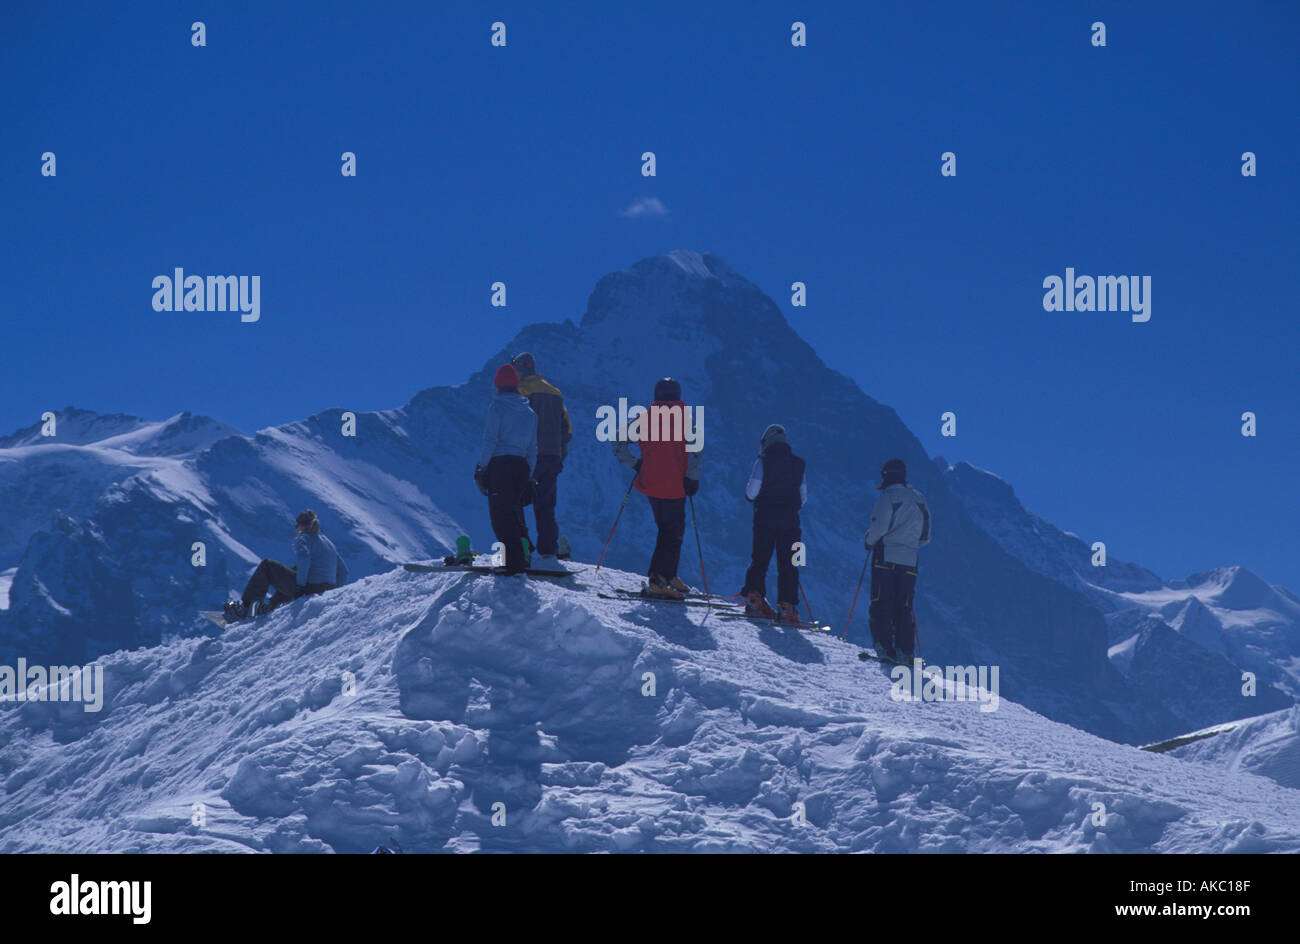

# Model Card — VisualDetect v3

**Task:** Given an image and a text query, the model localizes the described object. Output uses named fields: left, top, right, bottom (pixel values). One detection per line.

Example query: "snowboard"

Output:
left=199, top=610, right=230, bottom=629
left=403, top=562, right=577, bottom=577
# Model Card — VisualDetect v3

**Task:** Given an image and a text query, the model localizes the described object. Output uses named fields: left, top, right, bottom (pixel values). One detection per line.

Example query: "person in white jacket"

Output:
left=863, top=458, right=931, bottom=663
left=474, top=364, right=539, bottom=574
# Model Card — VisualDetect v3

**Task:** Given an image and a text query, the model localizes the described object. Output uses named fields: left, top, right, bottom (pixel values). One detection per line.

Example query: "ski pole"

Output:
left=595, top=477, right=636, bottom=573
left=689, top=496, right=710, bottom=606
left=798, top=580, right=818, bottom=624
left=843, top=551, right=870, bottom=641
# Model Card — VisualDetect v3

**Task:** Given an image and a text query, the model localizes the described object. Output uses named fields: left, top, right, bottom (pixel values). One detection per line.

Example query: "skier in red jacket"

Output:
left=612, top=377, right=702, bottom=599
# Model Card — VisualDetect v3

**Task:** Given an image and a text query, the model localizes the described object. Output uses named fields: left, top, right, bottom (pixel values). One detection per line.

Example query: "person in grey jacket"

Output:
left=864, top=458, right=931, bottom=663
left=474, top=363, right=539, bottom=574
left=226, top=509, right=348, bottom=621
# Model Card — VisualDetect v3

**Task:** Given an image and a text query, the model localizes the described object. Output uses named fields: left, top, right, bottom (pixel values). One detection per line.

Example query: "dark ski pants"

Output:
left=242, top=560, right=332, bottom=610
left=868, top=552, right=918, bottom=658
left=487, top=454, right=533, bottom=572
left=743, top=513, right=801, bottom=606
left=647, top=496, right=686, bottom=581
left=530, top=454, right=563, bottom=556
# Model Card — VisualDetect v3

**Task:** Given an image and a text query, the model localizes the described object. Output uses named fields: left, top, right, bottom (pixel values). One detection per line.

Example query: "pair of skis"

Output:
left=601, top=586, right=830, bottom=633
left=402, top=562, right=578, bottom=578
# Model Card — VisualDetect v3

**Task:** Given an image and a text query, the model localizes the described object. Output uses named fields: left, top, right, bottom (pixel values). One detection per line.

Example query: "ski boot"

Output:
left=644, top=574, right=685, bottom=600
left=444, top=535, right=474, bottom=565
left=556, top=536, right=572, bottom=560
left=532, top=553, right=567, bottom=574
left=223, top=600, right=261, bottom=622
left=776, top=602, right=801, bottom=625
left=744, top=591, right=775, bottom=619
left=669, top=576, right=691, bottom=594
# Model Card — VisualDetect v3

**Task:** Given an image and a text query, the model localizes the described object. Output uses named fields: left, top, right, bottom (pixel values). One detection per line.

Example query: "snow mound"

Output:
left=1168, top=707, right=1300, bottom=791
left=3, top=565, right=1298, bottom=854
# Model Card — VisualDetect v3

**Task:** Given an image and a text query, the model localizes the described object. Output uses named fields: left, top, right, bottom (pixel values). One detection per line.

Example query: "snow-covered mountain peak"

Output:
left=92, top=412, right=243, bottom=458
left=1183, top=566, right=1295, bottom=614
left=663, top=249, right=724, bottom=279
left=0, top=408, right=150, bottom=449
left=0, top=408, right=239, bottom=458
left=1166, top=595, right=1230, bottom=655
left=581, top=250, right=784, bottom=337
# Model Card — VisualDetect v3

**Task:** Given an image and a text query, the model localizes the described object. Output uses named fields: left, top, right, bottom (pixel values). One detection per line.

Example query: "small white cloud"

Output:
left=619, top=196, right=670, bottom=220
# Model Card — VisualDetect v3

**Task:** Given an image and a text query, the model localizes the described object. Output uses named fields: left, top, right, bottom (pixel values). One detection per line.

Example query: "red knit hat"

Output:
left=493, top=364, right=520, bottom=387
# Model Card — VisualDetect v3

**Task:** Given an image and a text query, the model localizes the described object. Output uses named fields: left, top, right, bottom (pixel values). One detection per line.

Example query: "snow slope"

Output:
left=1166, top=707, right=1300, bottom=791
left=1, top=564, right=1296, bottom=854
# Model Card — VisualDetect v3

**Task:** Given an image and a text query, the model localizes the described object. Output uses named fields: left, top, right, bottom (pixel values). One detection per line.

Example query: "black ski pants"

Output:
left=744, top=512, right=801, bottom=606
left=647, top=496, right=686, bottom=581
left=243, top=559, right=332, bottom=610
left=487, top=454, right=533, bottom=573
left=531, top=454, right=563, bottom=556
left=868, top=548, right=918, bottom=658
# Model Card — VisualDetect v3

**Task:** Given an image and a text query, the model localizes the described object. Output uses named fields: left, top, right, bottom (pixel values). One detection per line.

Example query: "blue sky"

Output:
left=2, top=1, right=1297, bottom=587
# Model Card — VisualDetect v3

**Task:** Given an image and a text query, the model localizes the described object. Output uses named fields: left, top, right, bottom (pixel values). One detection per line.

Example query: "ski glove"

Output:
left=473, top=465, right=489, bottom=496
left=683, top=476, right=700, bottom=497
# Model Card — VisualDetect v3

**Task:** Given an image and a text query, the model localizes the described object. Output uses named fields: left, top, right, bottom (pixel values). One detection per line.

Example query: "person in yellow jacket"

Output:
left=512, top=352, right=572, bottom=561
